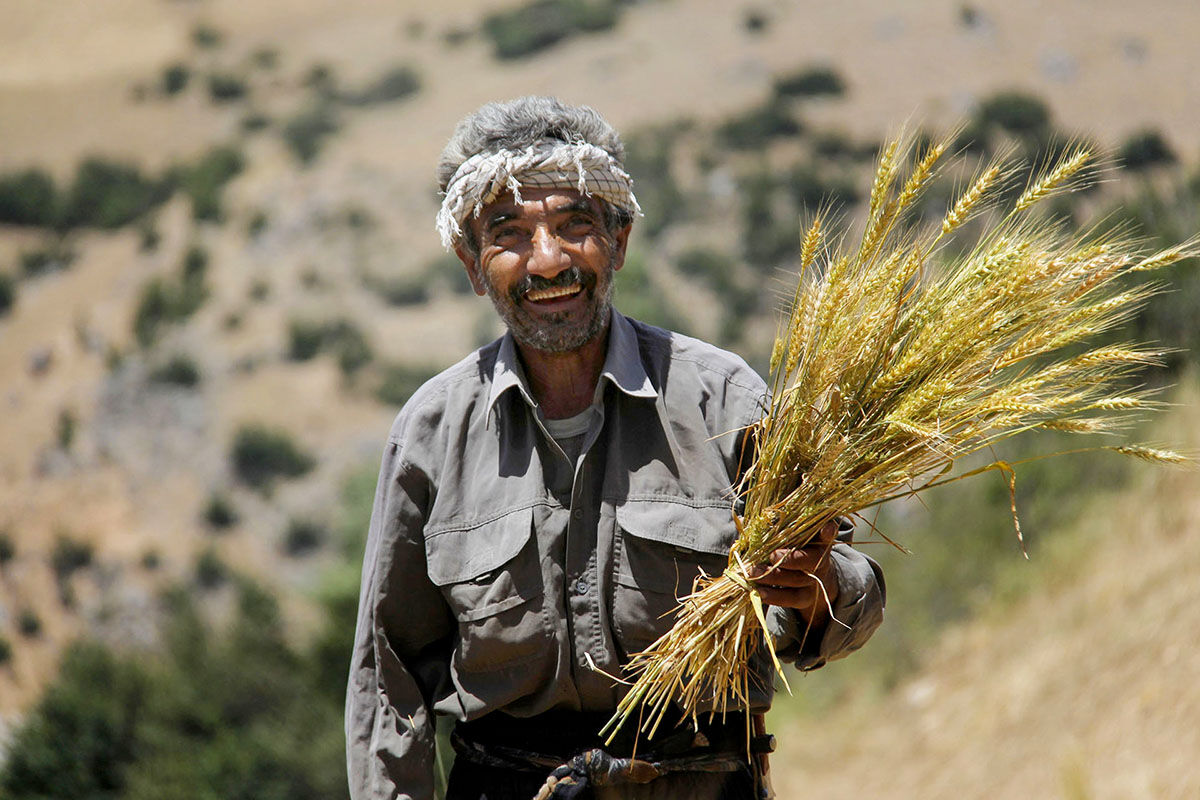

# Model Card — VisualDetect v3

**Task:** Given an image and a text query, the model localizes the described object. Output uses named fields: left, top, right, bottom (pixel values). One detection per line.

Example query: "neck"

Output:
left=518, top=327, right=609, bottom=420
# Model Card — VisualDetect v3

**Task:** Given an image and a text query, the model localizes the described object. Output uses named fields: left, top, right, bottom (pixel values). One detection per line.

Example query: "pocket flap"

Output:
left=615, top=501, right=736, bottom=557
left=424, top=506, right=534, bottom=586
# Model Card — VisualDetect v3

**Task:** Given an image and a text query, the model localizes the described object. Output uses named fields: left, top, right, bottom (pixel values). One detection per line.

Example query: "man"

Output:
left=347, top=96, right=885, bottom=800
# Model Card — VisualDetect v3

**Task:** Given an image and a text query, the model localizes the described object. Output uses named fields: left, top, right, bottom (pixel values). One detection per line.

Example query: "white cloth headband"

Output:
left=436, top=141, right=641, bottom=250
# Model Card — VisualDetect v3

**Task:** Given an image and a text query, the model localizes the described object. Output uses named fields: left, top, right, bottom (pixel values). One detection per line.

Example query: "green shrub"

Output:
left=369, top=274, right=429, bottom=306
left=623, top=125, right=687, bottom=238
left=138, top=222, right=161, bottom=252
left=614, top=252, right=685, bottom=332
left=192, top=23, right=223, bottom=48
left=132, top=247, right=209, bottom=347
left=717, top=99, right=801, bottom=150
left=342, top=66, right=421, bottom=106
left=482, top=0, right=620, bottom=59
left=182, top=244, right=208, bottom=282
left=977, top=90, right=1051, bottom=137
left=240, top=110, right=271, bottom=133
left=248, top=279, right=270, bottom=302
left=304, top=63, right=336, bottom=94
left=20, top=241, right=75, bottom=277
left=0, top=168, right=59, bottom=227
left=203, top=492, right=238, bottom=529
left=62, top=158, right=170, bottom=229
left=786, top=162, right=860, bottom=211
left=0, top=642, right=145, bottom=795
left=426, top=254, right=474, bottom=295
left=332, top=323, right=373, bottom=375
left=675, top=248, right=735, bottom=290
left=140, top=548, right=161, bottom=570
left=0, top=272, right=15, bottom=316
left=952, top=115, right=992, bottom=155
left=0, top=530, right=14, bottom=564
left=811, top=130, right=858, bottom=160
left=288, top=318, right=373, bottom=374
left=716, top=284, right=759, bottom=348
left=206, top=72, right=247, bottom=103
left=231, top=424, right=315, bottom=489
left=299, top=266, right=323, bottom=290
left=160, top=63, right=190, bottom=95
left=51, top=533, right=92, bottom=581
left=773, top=65, right=845, bottom=98
left=283, top=518, right=326, bottom=556
left=195, top=547, right=228, bottom=589
left=1119, top=130, right=1176, bottom=170
left=376, top=364, right=439, bottom=407
left=251, top=47, right=279, bottom=70
left=740, top=171, right=800, bottom=268
left=0, top=636, right=10, bottom=665
left=56, top=409, right=76, bottom=451
left=288, top=319, right=326, bottom=361
left=132, top=278, right=172, bottom=347
left=246, top=209, right=268, bottom=238
left=0, top=585, right=349, bottom=799
left=180, top=145, right=244, bottom=221
left=743, top=9, right=770, bottom=33
left=150, top=354, right=201, bottom=387
left=283, top=103, right=340, bottom=165
left=18, top=609, right=41, bottom=638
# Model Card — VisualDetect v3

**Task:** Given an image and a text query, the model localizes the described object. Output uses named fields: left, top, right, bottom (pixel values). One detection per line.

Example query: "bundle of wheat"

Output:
left=603, top=132, right=1195, bottom=743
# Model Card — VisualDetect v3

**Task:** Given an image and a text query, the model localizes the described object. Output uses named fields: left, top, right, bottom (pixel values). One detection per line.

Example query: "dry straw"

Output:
left=602, top=131, right=1196, bottom=744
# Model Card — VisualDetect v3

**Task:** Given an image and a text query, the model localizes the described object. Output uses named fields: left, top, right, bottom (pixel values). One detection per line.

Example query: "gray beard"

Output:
left=483, top=265, right=615, bottom=354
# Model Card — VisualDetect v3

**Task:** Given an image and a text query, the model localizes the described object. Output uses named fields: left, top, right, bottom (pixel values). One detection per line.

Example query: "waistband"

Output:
left=455, top=708, right=773, bottom=763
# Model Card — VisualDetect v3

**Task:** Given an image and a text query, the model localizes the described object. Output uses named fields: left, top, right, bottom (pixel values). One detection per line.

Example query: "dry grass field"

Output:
left=771, top=390, right=1200, bottom=798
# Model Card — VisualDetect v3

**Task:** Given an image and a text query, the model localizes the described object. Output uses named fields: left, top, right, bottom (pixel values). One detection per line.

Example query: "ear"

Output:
left=454, top=243, right=488, bottom=296
left=608, top=223, right=633, bottom=272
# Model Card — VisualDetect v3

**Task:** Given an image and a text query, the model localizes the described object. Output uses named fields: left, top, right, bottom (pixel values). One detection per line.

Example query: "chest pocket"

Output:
left=425, top=506, right=551, bottom=671
left=611, top=501, right=736, bottom=657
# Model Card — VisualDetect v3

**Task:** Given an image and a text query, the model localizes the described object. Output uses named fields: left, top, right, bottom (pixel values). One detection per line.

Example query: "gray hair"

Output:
left=437, top=96, right=635, bottom=250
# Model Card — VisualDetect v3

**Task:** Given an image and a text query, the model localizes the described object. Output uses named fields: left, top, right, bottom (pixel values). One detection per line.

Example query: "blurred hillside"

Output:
left=1, top=0, right=1199, bottom=796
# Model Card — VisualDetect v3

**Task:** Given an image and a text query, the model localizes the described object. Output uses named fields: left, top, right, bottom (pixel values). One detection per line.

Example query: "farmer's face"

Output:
left=456, top=187, right=630, bottom=353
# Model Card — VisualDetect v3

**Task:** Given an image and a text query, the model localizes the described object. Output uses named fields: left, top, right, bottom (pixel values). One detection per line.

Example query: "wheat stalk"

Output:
left=601, top=132, right=1197, bottom=744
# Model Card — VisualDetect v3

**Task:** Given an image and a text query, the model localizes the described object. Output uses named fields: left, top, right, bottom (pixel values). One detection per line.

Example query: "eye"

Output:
left=563, top=214, right=599, bottom=235
left=489, top=224, right=526, bottom=244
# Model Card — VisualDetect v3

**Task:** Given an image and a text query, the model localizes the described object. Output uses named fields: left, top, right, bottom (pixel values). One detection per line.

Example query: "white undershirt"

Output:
left=543, top=405, right=600, bottom=465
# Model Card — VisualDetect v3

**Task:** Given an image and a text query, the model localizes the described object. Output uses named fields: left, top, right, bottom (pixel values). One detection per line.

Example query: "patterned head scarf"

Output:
left=435, top=141, right=641, bottom=250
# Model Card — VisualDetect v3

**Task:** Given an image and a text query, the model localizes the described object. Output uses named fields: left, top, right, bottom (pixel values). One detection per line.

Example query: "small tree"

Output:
left=231, top=424, right=315, bottom=490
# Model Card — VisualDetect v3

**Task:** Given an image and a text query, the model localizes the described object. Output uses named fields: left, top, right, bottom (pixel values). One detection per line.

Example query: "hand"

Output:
left=745, top=518, right=841, bottom=629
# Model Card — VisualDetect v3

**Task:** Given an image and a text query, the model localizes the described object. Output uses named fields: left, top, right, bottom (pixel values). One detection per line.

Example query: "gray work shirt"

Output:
left=346, top=310, right=885, bottom=800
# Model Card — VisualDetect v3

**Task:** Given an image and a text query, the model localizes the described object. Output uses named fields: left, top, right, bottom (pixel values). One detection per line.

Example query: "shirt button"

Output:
left=573, top=578, right=589, bottom=595
left=572, top=508, right=583, bottom=520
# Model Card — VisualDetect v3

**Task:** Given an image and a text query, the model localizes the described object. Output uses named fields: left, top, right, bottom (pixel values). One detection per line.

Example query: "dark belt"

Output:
left=451, top=710, right=775, bottom=800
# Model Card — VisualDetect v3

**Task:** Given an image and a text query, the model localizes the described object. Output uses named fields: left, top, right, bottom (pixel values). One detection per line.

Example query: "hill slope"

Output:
left=771, top=388, right=1200, bottom=799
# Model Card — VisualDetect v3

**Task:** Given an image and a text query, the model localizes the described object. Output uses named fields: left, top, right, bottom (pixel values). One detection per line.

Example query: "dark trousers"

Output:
left=445, top=759, right=756, bottom=800
left=445, top=711, right=760, bottom=800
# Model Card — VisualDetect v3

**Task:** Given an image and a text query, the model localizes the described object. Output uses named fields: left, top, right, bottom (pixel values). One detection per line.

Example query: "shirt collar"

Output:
left=485, top=309, right=658, bottom=421
left=599, top=310, right=658, bottom=400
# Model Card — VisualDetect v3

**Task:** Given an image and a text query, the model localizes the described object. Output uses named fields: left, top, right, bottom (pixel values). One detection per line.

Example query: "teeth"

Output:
left=526, top=283, right=581, bottom=301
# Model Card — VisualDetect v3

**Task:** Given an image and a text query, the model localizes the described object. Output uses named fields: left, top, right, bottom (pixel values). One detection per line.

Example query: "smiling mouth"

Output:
left=525, top=283, right=582, bottom=302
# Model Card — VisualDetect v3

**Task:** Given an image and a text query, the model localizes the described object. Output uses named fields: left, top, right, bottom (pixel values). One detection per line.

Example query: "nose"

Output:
left=527, top=224, right=571, bottom=278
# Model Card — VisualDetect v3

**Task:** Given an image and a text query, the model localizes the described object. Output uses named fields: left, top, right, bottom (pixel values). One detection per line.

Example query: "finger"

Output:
left=815, top=517, right=840, bottom=545
left=753, top=567, right=819, bottom=588
left=755, top=584, right=818, bottom=609
left=768, top=547, right=833, bottom=572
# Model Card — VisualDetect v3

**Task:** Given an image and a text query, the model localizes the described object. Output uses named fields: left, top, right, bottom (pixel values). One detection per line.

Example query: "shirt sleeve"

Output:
left=767, top=519, right=887, bottom=670
left=346, top=436, right=453, bottom=800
